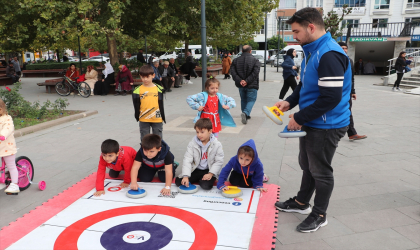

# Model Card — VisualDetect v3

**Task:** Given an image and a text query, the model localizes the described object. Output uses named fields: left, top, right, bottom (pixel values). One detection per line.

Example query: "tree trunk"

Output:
left=185, top=39, right=189, bottom=58
left=56, top=49, right=60, bottom=62
left=106, top=32, right=118, bottom=66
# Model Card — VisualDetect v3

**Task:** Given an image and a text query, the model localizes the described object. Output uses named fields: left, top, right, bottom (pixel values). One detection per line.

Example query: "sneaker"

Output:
left=241, top=112, right=248, bottom=124
left=122, top=91, right=127, bottom=96
left=5, top=183, right=20, bottom=194
left=166, top=89, right=172, bottom=92
left=392, top=88, right=396, bottom=92
left=263, top=174, right=269, bottom=183
left=275, top=197, right=312, bottom=214
left=188, top=80, right=193, bottom=84
left=397, top=87, right=401, bottom=91
left=349, top=134, right=367, bottom=141
left=296, top=213, right=328, bottom=233
left=114, top=92, right=120, bottom=96
left=246, top=115, right=251, bottom=120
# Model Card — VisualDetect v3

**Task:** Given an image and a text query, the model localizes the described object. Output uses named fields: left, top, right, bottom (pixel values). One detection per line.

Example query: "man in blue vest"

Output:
left=273, top=8, right=351, bottom=233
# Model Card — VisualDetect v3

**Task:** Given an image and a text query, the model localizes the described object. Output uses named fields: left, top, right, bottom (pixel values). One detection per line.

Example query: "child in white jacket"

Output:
left=175, top=118, right=224, bottom=190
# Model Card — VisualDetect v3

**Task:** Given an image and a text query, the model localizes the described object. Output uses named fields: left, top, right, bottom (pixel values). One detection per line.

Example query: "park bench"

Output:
left=23, top=69, right=64, bottom=78
left=0, top=76, right=13, bottom=86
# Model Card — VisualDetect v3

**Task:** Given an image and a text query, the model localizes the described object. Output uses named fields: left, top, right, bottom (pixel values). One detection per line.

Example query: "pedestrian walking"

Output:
left=393, top=51, right=407, bottom=92
left=354, top=58, right=364, bottom=75
left=222, top=53, right=232, bottom=79
left=273, top=7, right=352, bottom=233
left=338, top=42, right=367, bottom=141
left=231, top=45, right=261, bottom=125
left=279, top=48, right=299, bottom=101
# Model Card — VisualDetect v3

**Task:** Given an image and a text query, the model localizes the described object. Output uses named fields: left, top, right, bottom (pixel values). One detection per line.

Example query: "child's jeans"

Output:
left=137, top=165, right=175, bottom=182
left=4, top=155, right=18, bottom=183
left=229, top=170, right=253, bottom=188
left=139, top=122, right=163, bottom=141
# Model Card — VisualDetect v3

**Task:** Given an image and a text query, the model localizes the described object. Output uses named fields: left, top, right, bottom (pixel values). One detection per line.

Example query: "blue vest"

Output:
left=300, top=32, right=351, bottom=129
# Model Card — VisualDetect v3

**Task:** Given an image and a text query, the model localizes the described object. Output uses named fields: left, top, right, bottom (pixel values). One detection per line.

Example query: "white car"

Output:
left=253, top=55, right=266, bottom=66
left=83, top=56, right=109, bottom=62
left=67, top=56, right=80, bottom=62
left=159, top=52, right=177, bottom=60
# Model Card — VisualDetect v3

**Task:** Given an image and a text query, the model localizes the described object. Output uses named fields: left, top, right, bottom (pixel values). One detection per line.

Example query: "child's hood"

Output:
left=233, top=139, right=260, bottom=172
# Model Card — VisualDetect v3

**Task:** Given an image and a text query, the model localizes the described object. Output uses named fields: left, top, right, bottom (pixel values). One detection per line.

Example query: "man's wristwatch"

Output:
left=165, top=186, right=171, bottom=190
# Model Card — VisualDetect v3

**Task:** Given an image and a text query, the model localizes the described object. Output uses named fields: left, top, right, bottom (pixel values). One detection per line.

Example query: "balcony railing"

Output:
left=345, top=22, right=419, bottom=40
left=406, top=2, right=420, bottom=8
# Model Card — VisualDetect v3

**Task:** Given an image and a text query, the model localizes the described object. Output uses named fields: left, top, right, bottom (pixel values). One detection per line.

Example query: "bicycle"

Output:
left=55, top=71, right=91, bottom=98
left=0, top=155, right=46, bottom=195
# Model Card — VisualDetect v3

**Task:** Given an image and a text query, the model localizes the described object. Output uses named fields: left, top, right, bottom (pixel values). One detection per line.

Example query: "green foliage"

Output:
left=26, top=61, right=99, bottom=70
left=321, top=5, right=352, bottom=40
left=0, top=82, right=69, bottom=119
left=267, top=36, right=287, bottom=50
left=244, top=40, right=259, bottom=50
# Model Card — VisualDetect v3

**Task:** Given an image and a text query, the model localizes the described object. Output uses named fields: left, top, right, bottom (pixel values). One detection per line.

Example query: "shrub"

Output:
left=0, top=82, right=69, bottom=119
left=26, top=61, right=100, bottom=70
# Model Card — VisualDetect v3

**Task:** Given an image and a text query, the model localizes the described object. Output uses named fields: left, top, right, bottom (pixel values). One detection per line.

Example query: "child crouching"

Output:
left=175, top=118, right=224, bottom=190
left=217, top=139, right=267, bottom=192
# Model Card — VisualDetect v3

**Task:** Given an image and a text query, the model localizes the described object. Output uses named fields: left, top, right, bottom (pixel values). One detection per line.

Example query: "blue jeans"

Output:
left=238, top=88, right=258, bottom=116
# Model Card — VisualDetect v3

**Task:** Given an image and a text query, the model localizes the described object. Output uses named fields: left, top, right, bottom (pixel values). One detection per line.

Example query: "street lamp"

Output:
left=276, top=10, right=285, bottom=72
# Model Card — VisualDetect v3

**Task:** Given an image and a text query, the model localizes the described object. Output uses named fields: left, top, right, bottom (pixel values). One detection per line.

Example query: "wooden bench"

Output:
left=195, top=66, right=223, bottom=77
left=23, top=69, right=64, bottom=77
left=37, top=78, right=144, bottom=94
left=0, top=77, right=13, bottom=86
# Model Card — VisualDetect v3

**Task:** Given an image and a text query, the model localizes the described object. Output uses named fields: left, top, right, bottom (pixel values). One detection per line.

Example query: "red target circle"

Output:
left=107, top=186, right=121, bottom=192
left=54, top=205, right=218, bottom=250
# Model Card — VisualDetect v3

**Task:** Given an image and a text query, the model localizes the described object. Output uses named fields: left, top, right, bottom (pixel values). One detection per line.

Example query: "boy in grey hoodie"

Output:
left=175, top=118, right=224, bottom=190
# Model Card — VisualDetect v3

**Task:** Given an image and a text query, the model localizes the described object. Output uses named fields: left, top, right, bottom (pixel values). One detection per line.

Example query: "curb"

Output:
left=14, top=110, right=98, bottom=138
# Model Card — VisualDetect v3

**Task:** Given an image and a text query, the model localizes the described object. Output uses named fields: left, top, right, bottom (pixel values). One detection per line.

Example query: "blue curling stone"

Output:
left=126, top=188, right=147, bottom=199
left=178, top=183, right=199, bottom=194
left=278, top=125, right=307, bottom=138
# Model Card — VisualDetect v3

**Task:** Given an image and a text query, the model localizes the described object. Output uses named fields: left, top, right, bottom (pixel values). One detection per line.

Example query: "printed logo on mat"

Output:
left=232, top=202, right=242, bottom=206
left=107, top=186, right=122, bottom=192
left=123, top=230, right=151, bottom=243
left=234, top=198, right=243, bottom=201
left=158, top=192, right=178, bottom=198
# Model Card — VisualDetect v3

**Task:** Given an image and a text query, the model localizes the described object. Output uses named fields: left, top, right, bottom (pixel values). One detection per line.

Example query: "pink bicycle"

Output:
left=0, top=156, right=46, bottom=195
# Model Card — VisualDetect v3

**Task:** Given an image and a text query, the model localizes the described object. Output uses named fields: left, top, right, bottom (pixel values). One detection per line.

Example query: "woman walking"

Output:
left=393, top=51, right=407, bottom=92
left=279, top=49, right=299, bottom=101
left=222, top=53, right=232, bottom=79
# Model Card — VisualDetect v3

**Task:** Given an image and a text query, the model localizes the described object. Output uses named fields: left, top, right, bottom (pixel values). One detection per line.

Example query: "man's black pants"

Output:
left=296, top=125, right=347, bottom=215
left=161, top=76, right=173, bottom=91
left=347, top=99, right=357, bottom=137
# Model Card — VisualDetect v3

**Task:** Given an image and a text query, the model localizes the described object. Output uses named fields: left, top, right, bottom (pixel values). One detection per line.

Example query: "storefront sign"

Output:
left=333, top=7, right=366, bottom=16
left=282, top=35, right=296, bottom=42
left=349, top=37, right=387, bottom=42
left=412, top=35, right=420, bottom=41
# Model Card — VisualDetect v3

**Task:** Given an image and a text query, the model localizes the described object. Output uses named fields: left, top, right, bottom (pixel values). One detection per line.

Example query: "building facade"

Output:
left=276, top=0, right=420, bottom=74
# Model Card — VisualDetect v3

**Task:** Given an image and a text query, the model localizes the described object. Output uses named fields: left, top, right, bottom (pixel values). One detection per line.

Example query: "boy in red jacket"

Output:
left=94, top=139, right=137, bottom=197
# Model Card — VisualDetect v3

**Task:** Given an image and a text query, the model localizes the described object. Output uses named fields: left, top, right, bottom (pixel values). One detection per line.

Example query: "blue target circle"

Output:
left=127, top=189, right=146, bottom=195
left=179, top=183, right=197, bottom=191
left=100, top=222, right=172, bottom=250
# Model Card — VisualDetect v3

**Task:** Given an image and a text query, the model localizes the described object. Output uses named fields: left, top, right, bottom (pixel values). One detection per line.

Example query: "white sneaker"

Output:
left=5, top=183, right=20, bottom=193
left=188, top=80, right=193, bottom=84
left=279, top=99, right=283, bottom=102
left=392, top=88, right=396, bottom=92
left=397, top=88, right=401, bottom=92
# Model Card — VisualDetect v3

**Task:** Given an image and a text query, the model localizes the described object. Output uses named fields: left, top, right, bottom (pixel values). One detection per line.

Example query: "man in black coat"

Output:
left=137, top=49, right=146, bottom=63
left=231, top=45, right=261, bottom=124
left=338, top=42, right=367, bottom=141
left=169, top=58, right=182, bottom=88
left=158, top=61, right=175, bottom=92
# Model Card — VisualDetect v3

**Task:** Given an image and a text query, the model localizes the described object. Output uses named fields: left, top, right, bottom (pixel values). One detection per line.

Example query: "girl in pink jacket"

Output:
left=0, top=99, right=19, bottom=194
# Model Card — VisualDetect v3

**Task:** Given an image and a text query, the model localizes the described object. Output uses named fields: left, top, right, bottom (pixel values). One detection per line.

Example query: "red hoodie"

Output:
left=96, top=146, right=137, bottom=191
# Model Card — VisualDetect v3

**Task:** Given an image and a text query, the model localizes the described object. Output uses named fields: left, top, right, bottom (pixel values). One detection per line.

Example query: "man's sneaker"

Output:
left=392, top=87, right=396, bottom=92
left=275, top=197, right=312, bottom=214
left=241, top=112, right=248, bottom=124
left=397, top=87, right=401, bottom=91
left=296, top=213, right=328, bottom=233
left=246, top=115, right=251, bottom=120
left=349, top=134, right=367, bottom=141
left=5, top=183, right=20, bottom=194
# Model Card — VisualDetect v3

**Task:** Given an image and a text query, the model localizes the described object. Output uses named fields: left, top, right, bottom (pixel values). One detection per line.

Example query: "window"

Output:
left=374, top=0, right=390, bottom=9
left=279, top=17, right=292, bottom=30
left=372, top=18, right=388, bottom=28
left=307, top=0, right=323, bottom=7
left=342, top=19, right=359, bottom=28
left=407, top=0, right=420, bottom=8
left=335, top=0, right=366, bottom=7
left=255, top=25, right=265, bottom=35
left=406, top=17, right=420, bottom=26
left=279, top=0, right=297, bottom=9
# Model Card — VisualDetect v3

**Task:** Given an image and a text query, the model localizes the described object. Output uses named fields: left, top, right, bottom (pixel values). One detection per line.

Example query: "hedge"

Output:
left=26, top=61, right=100, bottom=70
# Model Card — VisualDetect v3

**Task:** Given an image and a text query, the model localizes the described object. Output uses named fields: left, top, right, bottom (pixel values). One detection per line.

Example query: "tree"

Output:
left=244, top=40, right=259, bottom=50
left=267, top=36, right=287, bottom=50
left=321, top=5, right=352, bottom=40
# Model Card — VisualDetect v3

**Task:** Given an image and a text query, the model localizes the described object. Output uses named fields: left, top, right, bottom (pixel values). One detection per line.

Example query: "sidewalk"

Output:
left=1, top=68, right=419, bottom=249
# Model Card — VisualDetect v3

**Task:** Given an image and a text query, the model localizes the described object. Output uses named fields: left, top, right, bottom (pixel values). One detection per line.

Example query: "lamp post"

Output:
left=78, top=35, right=82, bottom=75
left=201, top=0, right=207, bottom=91
left=264, top=13, right=268, bottom=81
left=276, top=10, right=285, bottom=72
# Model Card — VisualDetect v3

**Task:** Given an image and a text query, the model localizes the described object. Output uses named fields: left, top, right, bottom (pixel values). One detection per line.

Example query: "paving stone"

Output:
left=345, top=193, right=419, bottom=212
left=324, top=228, right=419, bottom=250
left=399, top=190, right=420, bottom=203
left=393, top=224, right=420, bottom=246
left=354, top=180, right=420, bottom=196
left=397, top=205, right=420, bottom=222
left=275, top=239, right=333, bottom=250
left=335, top=209, right=418, bottom=232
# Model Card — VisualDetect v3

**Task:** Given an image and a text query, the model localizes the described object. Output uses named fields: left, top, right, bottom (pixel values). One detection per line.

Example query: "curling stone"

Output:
left=178, top=182, right=199, bottom=194
left=263, top=106, right=284, bottom=125
left=221, top=186, right=243, bottom=198
left=278, top=125, right=307, bottom=138
left=126, top=188, right=147, bottom=199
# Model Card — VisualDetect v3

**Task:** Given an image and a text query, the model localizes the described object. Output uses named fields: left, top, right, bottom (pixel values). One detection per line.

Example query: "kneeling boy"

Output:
left=130, top=134, right=175, bottom=195
left=94, top=139, right=137, bottom=197
left=175, top=118, right=224, bottom=190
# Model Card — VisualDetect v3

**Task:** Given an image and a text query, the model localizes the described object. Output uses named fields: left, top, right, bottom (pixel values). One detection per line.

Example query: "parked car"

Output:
left=253, top=55, right=265, bottom=66
left=159, top=52, right=177, bottom=60
left=273, top=51, right=304, bottom=68
left=82, top=56, right=110, bottom=62
left=67, top=56, right=80, bottom=62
